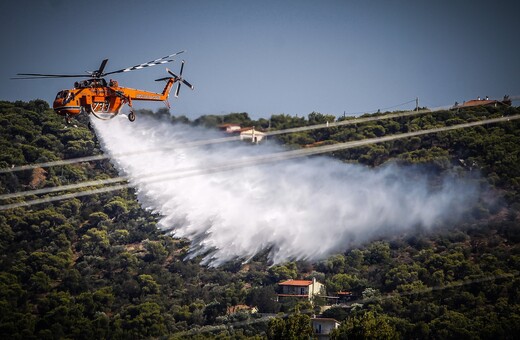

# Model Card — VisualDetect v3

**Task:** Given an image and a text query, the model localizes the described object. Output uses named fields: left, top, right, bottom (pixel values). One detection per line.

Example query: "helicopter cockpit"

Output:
left=55, top=90, right=69, bottom=99
left=55, top=90, right=75, bottom=104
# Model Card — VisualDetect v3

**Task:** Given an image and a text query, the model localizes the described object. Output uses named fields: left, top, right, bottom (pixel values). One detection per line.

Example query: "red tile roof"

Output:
left=279, top=279, right=313, bottom=286
left=459, top=99, right=497, bottom=108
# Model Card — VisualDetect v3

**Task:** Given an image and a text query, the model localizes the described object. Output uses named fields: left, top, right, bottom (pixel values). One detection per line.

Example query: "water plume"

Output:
left=92, top=114, right=478, bottom=266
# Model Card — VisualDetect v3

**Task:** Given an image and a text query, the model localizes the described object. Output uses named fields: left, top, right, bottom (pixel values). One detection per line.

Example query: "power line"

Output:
left=2, top=114, right=519, bottom=211
left=0, top=104, right=449, bottom=174
left=264, top=106, right=447, bottom=136
left=0, top=135, right=241, bottom=174
left=0, top=108, right=476, bottom=201
left=346, top=98, right=418, bottom=115
left=173, top=272, right=517, bottom=337
left=3, top=96, right=519, bottom=175
left=0, top=176, right=127, bottom=200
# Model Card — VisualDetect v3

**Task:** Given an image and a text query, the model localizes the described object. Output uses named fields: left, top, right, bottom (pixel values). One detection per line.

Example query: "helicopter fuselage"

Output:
left=53, top=77, right=176, bottom=118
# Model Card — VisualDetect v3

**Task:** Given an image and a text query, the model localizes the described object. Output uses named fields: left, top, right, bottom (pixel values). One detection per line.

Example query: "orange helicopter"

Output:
left=13, top=50, right=193, bottom=123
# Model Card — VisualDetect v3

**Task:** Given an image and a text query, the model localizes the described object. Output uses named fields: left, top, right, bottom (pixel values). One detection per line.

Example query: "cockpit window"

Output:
left=55, top=90, right=69, bottom=99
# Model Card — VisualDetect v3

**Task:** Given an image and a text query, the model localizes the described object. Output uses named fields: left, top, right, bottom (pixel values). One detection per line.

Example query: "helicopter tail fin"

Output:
left=157, top=77, right=176, bottom=100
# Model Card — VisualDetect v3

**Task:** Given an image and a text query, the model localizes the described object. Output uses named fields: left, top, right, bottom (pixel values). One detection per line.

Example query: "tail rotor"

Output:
left=167, top=60, right=194, bottom=98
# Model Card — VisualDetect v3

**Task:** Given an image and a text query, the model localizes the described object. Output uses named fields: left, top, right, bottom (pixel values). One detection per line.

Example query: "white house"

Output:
left=239, top=127, right=266, bottom=144
left=311, top=318, right=340, bottom=339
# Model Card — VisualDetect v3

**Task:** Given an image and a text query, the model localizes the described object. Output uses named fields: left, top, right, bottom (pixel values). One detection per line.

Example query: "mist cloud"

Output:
left=93, top=115, right=478, bottom=266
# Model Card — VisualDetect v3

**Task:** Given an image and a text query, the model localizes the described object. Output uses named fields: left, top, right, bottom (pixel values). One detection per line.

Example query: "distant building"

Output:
left=453, top=95, right=511, bottom=109
left=336, top=291, right=355, bottom=303
left=239, top=127, right=266, bottom=144
left=311, top=317, right=340, bottom=340
left=218, top=123, right=242, bottom=133
left=217, top=124, right=266, bottom=144
left=277, top=278, right=324, bottom=301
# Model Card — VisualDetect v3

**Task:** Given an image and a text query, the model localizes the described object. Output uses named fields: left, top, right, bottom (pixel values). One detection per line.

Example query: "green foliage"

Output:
left=308, top=111, right=336, bottom=125
left=246, top=286, right=280, bottom=313
left=193, top=112, right=252, bottom=128
left=117, top=302, right=167, bottom=338
left=330, top=311, right=398, bottom=339
left=270, top=114, right=306, bottom=130
left=267, top=313, right=313, bottom=340
left=268, top=262, right=298, bottom=283
left=1, top=101, right=520, bottom=338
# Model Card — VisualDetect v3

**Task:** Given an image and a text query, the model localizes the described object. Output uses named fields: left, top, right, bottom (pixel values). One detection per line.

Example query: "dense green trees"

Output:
left=246, top=286, right=280, bottom=313
left=1, top=101, right=520, bottom=338
left=267, top=313, right=313, bottom=340
left=330, top=310, right=398, bottom=339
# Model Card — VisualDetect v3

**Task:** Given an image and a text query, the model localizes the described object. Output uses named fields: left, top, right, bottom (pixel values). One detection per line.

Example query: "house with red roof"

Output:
left=218, top=123, right=242, bottom=133
left=277, top=278, right=324, bottom=301
left=218, top=124, right=266, bottom=143
left=453, top=95, right=511, bottom=109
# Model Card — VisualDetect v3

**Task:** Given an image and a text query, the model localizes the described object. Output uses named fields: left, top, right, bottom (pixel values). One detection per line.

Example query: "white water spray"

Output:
left=93, top=114, right=478, bottom=266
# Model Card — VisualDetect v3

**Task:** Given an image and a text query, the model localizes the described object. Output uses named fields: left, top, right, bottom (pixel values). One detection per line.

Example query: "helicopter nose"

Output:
left=53, top=98, right=66, bottom=113
left=53, top=98, right=64, bottom=107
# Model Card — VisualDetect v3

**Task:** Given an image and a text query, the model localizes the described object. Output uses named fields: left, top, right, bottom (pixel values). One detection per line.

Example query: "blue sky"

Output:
left=1, top=0, right=518, bottom=119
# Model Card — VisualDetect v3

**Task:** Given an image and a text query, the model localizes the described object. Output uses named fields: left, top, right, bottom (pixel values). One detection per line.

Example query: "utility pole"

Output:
left=416, top=97, right=419, bottom=111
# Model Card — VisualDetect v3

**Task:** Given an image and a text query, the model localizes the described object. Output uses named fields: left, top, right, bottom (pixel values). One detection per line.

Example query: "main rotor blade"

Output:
left=12, top=73, right=93, bottom=79
left=103, top=50, right=185, bottom=76
left=13, top=51, right=186, bottom=80
left=96, top=59, right=109, bottom=76
left=175, top=83, right=181, bottom=98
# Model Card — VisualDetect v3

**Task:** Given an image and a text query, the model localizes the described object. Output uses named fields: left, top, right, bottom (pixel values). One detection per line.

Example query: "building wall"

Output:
left=312, top=319, right=339, bottom=335
left=310, top=280, right=324, bottom=296
left=240, top=130, right=265, bottom=143
left=281, top=285, right=309, bottom=295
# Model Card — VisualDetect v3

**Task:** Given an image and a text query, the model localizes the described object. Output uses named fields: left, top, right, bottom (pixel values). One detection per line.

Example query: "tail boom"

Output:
left=124, top=78, right=176, bottom=102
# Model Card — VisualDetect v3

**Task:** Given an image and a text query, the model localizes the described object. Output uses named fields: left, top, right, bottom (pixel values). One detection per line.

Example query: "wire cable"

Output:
left=0, top=104, right=452, bottom=174
left=2, top=113, right=519, bottom=210
left=346, top=98, right=418, bottom=115
left=173, top=271, right=517, bottom=337
left=3, top=95, right=519, bottom=175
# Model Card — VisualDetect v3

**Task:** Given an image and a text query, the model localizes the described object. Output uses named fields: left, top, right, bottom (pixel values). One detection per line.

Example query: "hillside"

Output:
left=1, top=100, right=519, bottom=339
